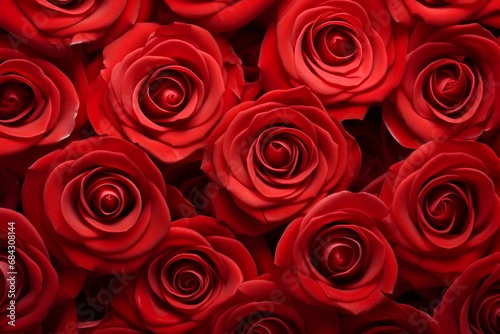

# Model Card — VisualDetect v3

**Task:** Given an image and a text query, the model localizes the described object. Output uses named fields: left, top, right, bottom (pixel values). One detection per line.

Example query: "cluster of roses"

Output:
left=1, top=0, right=500, bottom=333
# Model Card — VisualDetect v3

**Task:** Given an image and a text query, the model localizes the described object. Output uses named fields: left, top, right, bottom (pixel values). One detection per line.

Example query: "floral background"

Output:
left=0, top=0, right=500, bottom=333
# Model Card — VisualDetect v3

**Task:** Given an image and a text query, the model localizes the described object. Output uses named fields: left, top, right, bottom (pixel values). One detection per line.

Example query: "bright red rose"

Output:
left=112, top=216, right=258, bottom=333
left=340, top=298, right=441, bottom=333
left=387, top=0, right=500, bottom=27
left=380, top=140, right=500, bottom=291
left=200, top=276, right=340, bottom=334
left=434, top=253, right=500, bottom=333
left=0, top=209, right=58, bottom=333
left=383, top=24, right=500, bottom=148
left=22, top=136, right=171, bottom=274
left=0, top=0, right=153, bottom=56
left=259, top=0, right=408, bottom=120
left=161, top=0, right=275, bottom=32
left=0, top=35, right=80, bottom=157
left=88, top=22, right=244, bottom=164
left=274, top=191, right=398, bottom=314
left=201, top=87, right=361, bottom=236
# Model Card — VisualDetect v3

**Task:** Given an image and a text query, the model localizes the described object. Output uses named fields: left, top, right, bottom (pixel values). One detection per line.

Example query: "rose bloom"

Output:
left=259, top=0, right=408, bottom=119
left=22, top=136, right=171, bottom=274
left=199, top=276, right=340, bottom=334
left=112, top=216, right=258, bottom=333
left=0, top=34, right=80, bottom=157
left=161, top=0, right=275, bottom=32
left=379, top=140, right=500, bottom=291
left=340, top=298, right=442, bottom=333
left=201, top=87, right=361, bottom=236
left=383, top=24, right=500, bottom=148
left=434, top=253, right=500, bottom=333
left=387, top=0, right=500, bottom=27
left=274, top=191, right=398, bottom=314
left=0, top=0, right=153, bottom=56
left=0, top=209, right=58, bottom=333
left=88, top=22, right=244, bottom=164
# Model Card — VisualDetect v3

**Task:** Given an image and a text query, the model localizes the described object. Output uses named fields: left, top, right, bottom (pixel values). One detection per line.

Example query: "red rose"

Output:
left=0, top=35, right=79, bottom=157
left=201, top=276, right=340, bottom=334
left=0, top=0, right=153, bottom=56
left=259, top=0, right=408, bottom=119
left=383, top=24, right=500, bottom=148
left=274, top=191, right=398, bottom=314
left=434, top=253, right=500, bottom=333
left=112, top=216, right=258, bottom=333
left=201, top=87, right=361, bottom=235
left=161, top=0, right=275, bottom=32
left=380, top=140, right=500, bottom=291
left=340, top=298, right=442, bottom=333
left=387, top=0, right=500, bottom=27
left=81, top=314, right=150, bottom=334
left=22, top=136, right=171, bottom=274
left=88, top=22, right=244, bottom=164
left=0, top=208, right=58, bottom=333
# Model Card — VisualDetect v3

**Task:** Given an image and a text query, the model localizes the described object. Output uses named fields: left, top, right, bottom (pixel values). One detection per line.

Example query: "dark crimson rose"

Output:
left=22, top=136, right=171, bottom=274
left=112, top=216, right=258, bottom=333
left=0, top=209, right=58, bottom=333
left=0, top=35, right=80, bottom=157
left=387, top=0, right=500, bottom=27
left=201, top=87, right=361, bottom=236
left=383, top=24, right=500, bottom=148
left=380, top=140, right=500, bottom=291
left=88, top=22, right=244, bottom=164
left=259, top=0, right=408, bottom=120
left=434, top=253, right=500, bottom=334
left=161, top=0, right=275, bottom=32
left=0, top=0, right=153, bottom=56
left=201, top=276, right=340, bottom=334
left=340, top=298, right=441, bottom=333
left=274, top=191, right=397, bottom=314
left=0, top=166, right=20, bottom=209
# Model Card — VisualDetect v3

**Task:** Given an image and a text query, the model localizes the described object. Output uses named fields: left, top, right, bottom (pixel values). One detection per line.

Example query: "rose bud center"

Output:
left=0, top=81, right=34, bottom=121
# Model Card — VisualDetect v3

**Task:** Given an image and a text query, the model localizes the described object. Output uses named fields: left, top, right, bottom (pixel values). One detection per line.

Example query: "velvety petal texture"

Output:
left=384, top=23, right=500, bottom=148
left=22, top=136, right=171, bottom=274
left=260, top=0, right=409, bottom=119
left=0, top=209, right=58, bottom=333
left=112, top=216, right=258, bottom=333
left=274, top=191, right=398, bottom=313
left=88, top=22, right=245, bottom=163
left=0, top=0, right=153, bottom=56
left=434, top=253, right=500, bottom=334
left=201, top=86, right=361, bottom=235
left=380, top=140, right=500, bottom=290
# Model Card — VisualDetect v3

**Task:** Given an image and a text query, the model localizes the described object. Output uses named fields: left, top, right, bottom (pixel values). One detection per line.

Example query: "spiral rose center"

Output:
left=147, top=71, right=189, bottom=113
left=263, top=140, right=292, bottom=168
left=162, top=255, right=213, bottom=304
left=311, top=228, right=362, bottom=282
left=424, top=60, right=475, bottom=119
left=423, top=183, right=469, bottom=233
left=0, top=82, right=34, bottom=121
left=316, top=27, right=357, bottom=65
left=83, top=172, right=134, bottom=221
left=328, top=243, right=355, bottom=270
